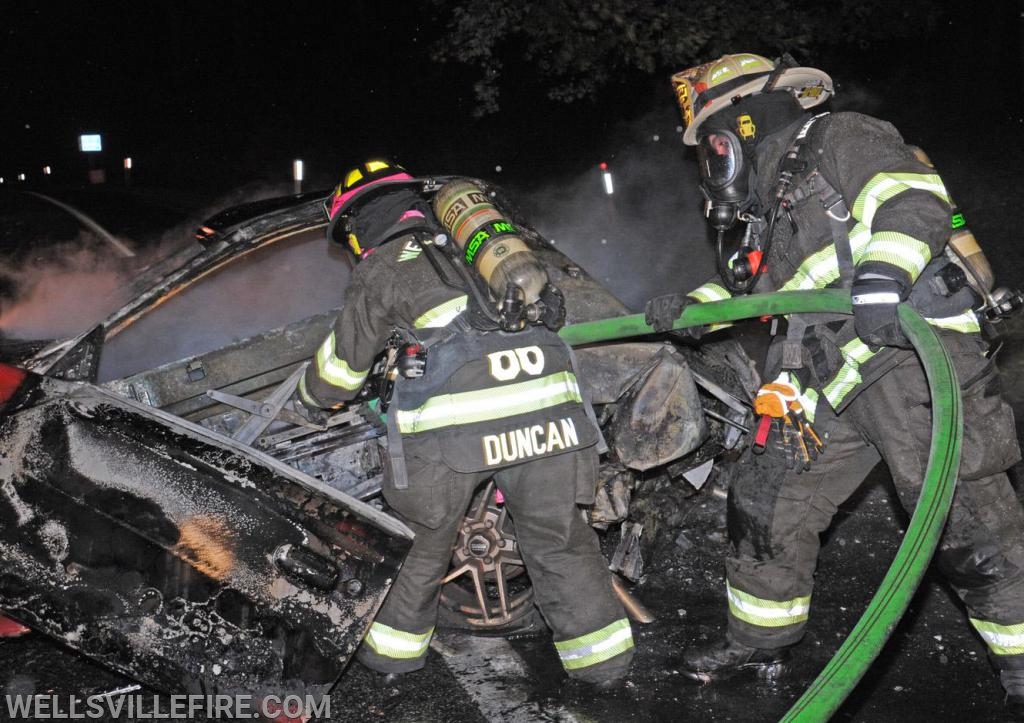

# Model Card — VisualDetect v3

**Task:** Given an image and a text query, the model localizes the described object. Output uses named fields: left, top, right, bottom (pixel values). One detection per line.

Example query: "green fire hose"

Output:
left=559, top=288, right=963, bottom=722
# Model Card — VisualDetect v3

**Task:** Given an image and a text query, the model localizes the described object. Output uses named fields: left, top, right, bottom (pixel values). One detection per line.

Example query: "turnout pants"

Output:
left=725, top=332, right=1024, bottom=671
left=357, top=445, right=635, bottom=682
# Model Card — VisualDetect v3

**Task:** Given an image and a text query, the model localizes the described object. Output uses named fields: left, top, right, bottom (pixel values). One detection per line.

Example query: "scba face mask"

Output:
left=696, top=129, right=756, bottom=231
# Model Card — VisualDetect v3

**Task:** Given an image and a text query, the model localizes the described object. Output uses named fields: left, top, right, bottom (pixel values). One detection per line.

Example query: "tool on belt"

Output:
left=752, top=374, right=824, bottom=471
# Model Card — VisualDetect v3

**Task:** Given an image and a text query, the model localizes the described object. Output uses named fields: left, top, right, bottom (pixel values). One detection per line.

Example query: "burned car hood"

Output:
left=0, top=371, right=412, bottom=699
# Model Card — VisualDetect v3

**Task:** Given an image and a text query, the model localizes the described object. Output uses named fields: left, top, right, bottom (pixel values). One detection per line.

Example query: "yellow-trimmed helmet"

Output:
left=325, top=159, right=417, bottom=253
left=672, top=53, right=833, bottom=146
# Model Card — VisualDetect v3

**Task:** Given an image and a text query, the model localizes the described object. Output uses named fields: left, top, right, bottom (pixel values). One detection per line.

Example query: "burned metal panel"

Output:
left=103, top=312, right=337, bottom=420
left=605, top=346, right=709, bottom=471
left=0, top=378, right=412, bottom=698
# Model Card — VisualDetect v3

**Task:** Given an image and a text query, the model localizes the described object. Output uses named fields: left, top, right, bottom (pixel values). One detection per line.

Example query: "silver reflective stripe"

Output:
left=315, top=331, right=368, bottom=390
left=689, top=282, right=734, bottom=331
left=821, top=338, right=878, bottom=409
left=364, top=621, right=434, bottom=660
left=852, top=172, right=950, bottom=229
left=396, top=371, right=583, bottom=434
left=970, top=618, right=1024, bottom=656
left=689, top=282, right=732, bottom=302
left=851, top=291, right=902, bottom=305
left=779, top=223, right=872, bottom=292
left=727, top=582, right=810, bottom=628
left=414, top=295, right=469, bottom=329
left=554, top=618, right=634, bottom=670
left=925, top=310, right=981, bottom=333
left=859, top=231, right=931, bottom=280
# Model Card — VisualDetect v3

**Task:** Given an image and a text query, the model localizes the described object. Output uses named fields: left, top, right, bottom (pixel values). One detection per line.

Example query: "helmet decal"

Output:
left=671, top=53, right=833, bottom=146
left=736, top=114, right=756, bottom=141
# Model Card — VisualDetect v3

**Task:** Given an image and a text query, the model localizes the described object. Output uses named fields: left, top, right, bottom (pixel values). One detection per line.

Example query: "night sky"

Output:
left=2, top=2, right=633, bottom=194
left=2, top=3, right=1022, bottom=198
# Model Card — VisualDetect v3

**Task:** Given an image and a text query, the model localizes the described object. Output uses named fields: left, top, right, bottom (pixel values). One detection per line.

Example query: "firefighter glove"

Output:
left=851, top=274, right=910, bottom=350
left=753, top=374, right=824, bottom=470
left=644, top=293, right=703, bottom=339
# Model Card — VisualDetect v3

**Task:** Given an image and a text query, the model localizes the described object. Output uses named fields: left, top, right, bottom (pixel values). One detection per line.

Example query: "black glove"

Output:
left=290, top=393, right=331, bottom=425
left=644, top=293, right=703, bottom=339
left=851, top=275, right=910, bottom=349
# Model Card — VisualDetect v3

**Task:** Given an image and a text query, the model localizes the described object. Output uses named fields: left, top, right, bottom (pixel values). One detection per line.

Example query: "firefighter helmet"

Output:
left=325, top=159, right=418, bottom=250
left=672, top=53, right=833, bottom=146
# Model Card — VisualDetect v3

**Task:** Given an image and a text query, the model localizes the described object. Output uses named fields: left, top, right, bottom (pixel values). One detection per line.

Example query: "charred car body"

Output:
left=0, top=179, right=756, bottom=697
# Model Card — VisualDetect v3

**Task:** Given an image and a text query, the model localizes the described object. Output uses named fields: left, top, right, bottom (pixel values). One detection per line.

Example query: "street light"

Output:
left=293, top=159, right=304, bottom=195
left=599, top=162, right=614, bottom=195
left=124, top=157, right=132, bottom=187
left=79, top=133, right=104, bottom=184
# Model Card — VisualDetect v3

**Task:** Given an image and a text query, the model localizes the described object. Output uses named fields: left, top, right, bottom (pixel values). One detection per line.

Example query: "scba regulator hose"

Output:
left=559, top=288, right=963, bottom=723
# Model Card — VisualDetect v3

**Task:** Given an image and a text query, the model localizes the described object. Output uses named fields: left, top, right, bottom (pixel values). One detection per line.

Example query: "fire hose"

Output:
left=559, top=288, right=963, bottom=723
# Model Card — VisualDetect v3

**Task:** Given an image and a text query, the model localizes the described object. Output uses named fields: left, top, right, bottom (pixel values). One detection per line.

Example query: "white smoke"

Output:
left=514, top=105, right=716, bottom=311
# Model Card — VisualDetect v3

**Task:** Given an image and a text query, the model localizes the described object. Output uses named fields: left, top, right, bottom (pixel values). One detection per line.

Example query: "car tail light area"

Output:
left=0, top=363, right=27, bottom=406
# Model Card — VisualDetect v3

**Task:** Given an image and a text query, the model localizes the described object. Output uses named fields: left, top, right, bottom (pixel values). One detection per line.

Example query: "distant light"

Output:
left=676, top=125, right=684, bottom=133
left=599, top=162, right=608, bottom=171
left=652, top=134, right=660, bottom=142
left=0, top=178, right=4, bottom=184
left=601, top=168, right=614, bottom=195
left=293, top=159, right=304, bottom=182
left=495, top=165, right=502, bottom=173
left=79, top=133, right=102, bottom=152
left=17, top=173, right=26, bottom=182
left=124, top=157, right=132, bottom=169
left=43, top=166, right=51, bottom=175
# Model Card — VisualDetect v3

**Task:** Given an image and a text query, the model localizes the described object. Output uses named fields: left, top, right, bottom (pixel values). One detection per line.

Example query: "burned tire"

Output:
left=436, top=481, right=545, bottom=635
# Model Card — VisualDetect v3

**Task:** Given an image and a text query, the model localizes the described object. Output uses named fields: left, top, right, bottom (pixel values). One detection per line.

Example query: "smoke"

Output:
left=514, top=105, right=717, bottom=311
left=0, top=235, right=137, bottom=340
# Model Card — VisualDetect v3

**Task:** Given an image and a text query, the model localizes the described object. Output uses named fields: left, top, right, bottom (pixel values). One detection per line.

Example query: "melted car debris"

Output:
left=0, top=375, right=413, bottom=700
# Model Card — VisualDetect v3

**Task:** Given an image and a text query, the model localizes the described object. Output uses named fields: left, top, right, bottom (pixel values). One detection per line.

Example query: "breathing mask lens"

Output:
left=697, top=130, right=753, bottom=231
left=697, top=131, right=743, bottom=190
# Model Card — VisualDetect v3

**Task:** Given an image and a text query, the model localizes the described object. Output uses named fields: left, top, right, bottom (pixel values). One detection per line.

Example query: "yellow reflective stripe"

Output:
left=727, top=582, right=810, bottom=628
left=970, top=618, right=1024, bottom=656
left=821, top=338, right=879, bottom=409
left=555, top=618, right=634, bottom=670
left=779, top=223, right=872, bottom=292
left=848, top=221, right=872, bottom=260
left=414, top=295, right=469, bottom=329
left=852, top=172, right=950, bottom=229
left=364, top=622, right=433, bottom=660
left=315, top=331, right=368, bottom=390
left=297, top=374, right=317, bottom=406
left=689, top=282, right=733, bottom=303
left=859, top=231, right=932, bottom=280
left=780, top=245, right=839, bottom=291
left=396, top=371, right=583, bottom=434
left=689, top=283, right=734, bottom=331
left=798, top=386, right=819, bottom=425
left=925, top=310, right=981, bottom=333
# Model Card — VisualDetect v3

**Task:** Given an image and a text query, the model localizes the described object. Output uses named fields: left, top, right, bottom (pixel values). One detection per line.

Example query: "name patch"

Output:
left=482, top=418, right=579, bottom=466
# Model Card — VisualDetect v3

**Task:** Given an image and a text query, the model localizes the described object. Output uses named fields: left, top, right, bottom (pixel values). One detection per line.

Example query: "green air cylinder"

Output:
left=433, top=179, right=549, bottom=305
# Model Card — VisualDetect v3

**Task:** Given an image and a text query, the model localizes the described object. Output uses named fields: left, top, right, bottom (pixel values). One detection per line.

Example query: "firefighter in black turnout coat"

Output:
left=645, top=53, right=1024, bottom=710
left=297, top=161, right=634, bottom=685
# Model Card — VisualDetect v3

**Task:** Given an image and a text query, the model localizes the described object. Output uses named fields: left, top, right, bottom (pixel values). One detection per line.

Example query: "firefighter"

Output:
left=645, top=53, right=1024, bottom=710
left=295, top=160, right=634, bottom=687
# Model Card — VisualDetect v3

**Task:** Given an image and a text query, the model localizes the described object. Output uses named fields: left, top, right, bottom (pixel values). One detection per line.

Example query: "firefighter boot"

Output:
left=1001, top=668, right=1024, bottom=719
left=678, top=635, right=791, bottom=684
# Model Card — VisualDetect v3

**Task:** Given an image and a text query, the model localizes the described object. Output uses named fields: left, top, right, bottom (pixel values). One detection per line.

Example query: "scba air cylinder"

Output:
left=433, top=179, right=549, bottom=305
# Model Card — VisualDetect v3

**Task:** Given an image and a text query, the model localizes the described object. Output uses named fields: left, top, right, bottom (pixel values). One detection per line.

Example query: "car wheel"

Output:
left=436, top=481, right=544, bottom=635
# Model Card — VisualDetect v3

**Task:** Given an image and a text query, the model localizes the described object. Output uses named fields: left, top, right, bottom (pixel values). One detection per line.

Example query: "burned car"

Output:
left=0, top=178, right=756, bottom=698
